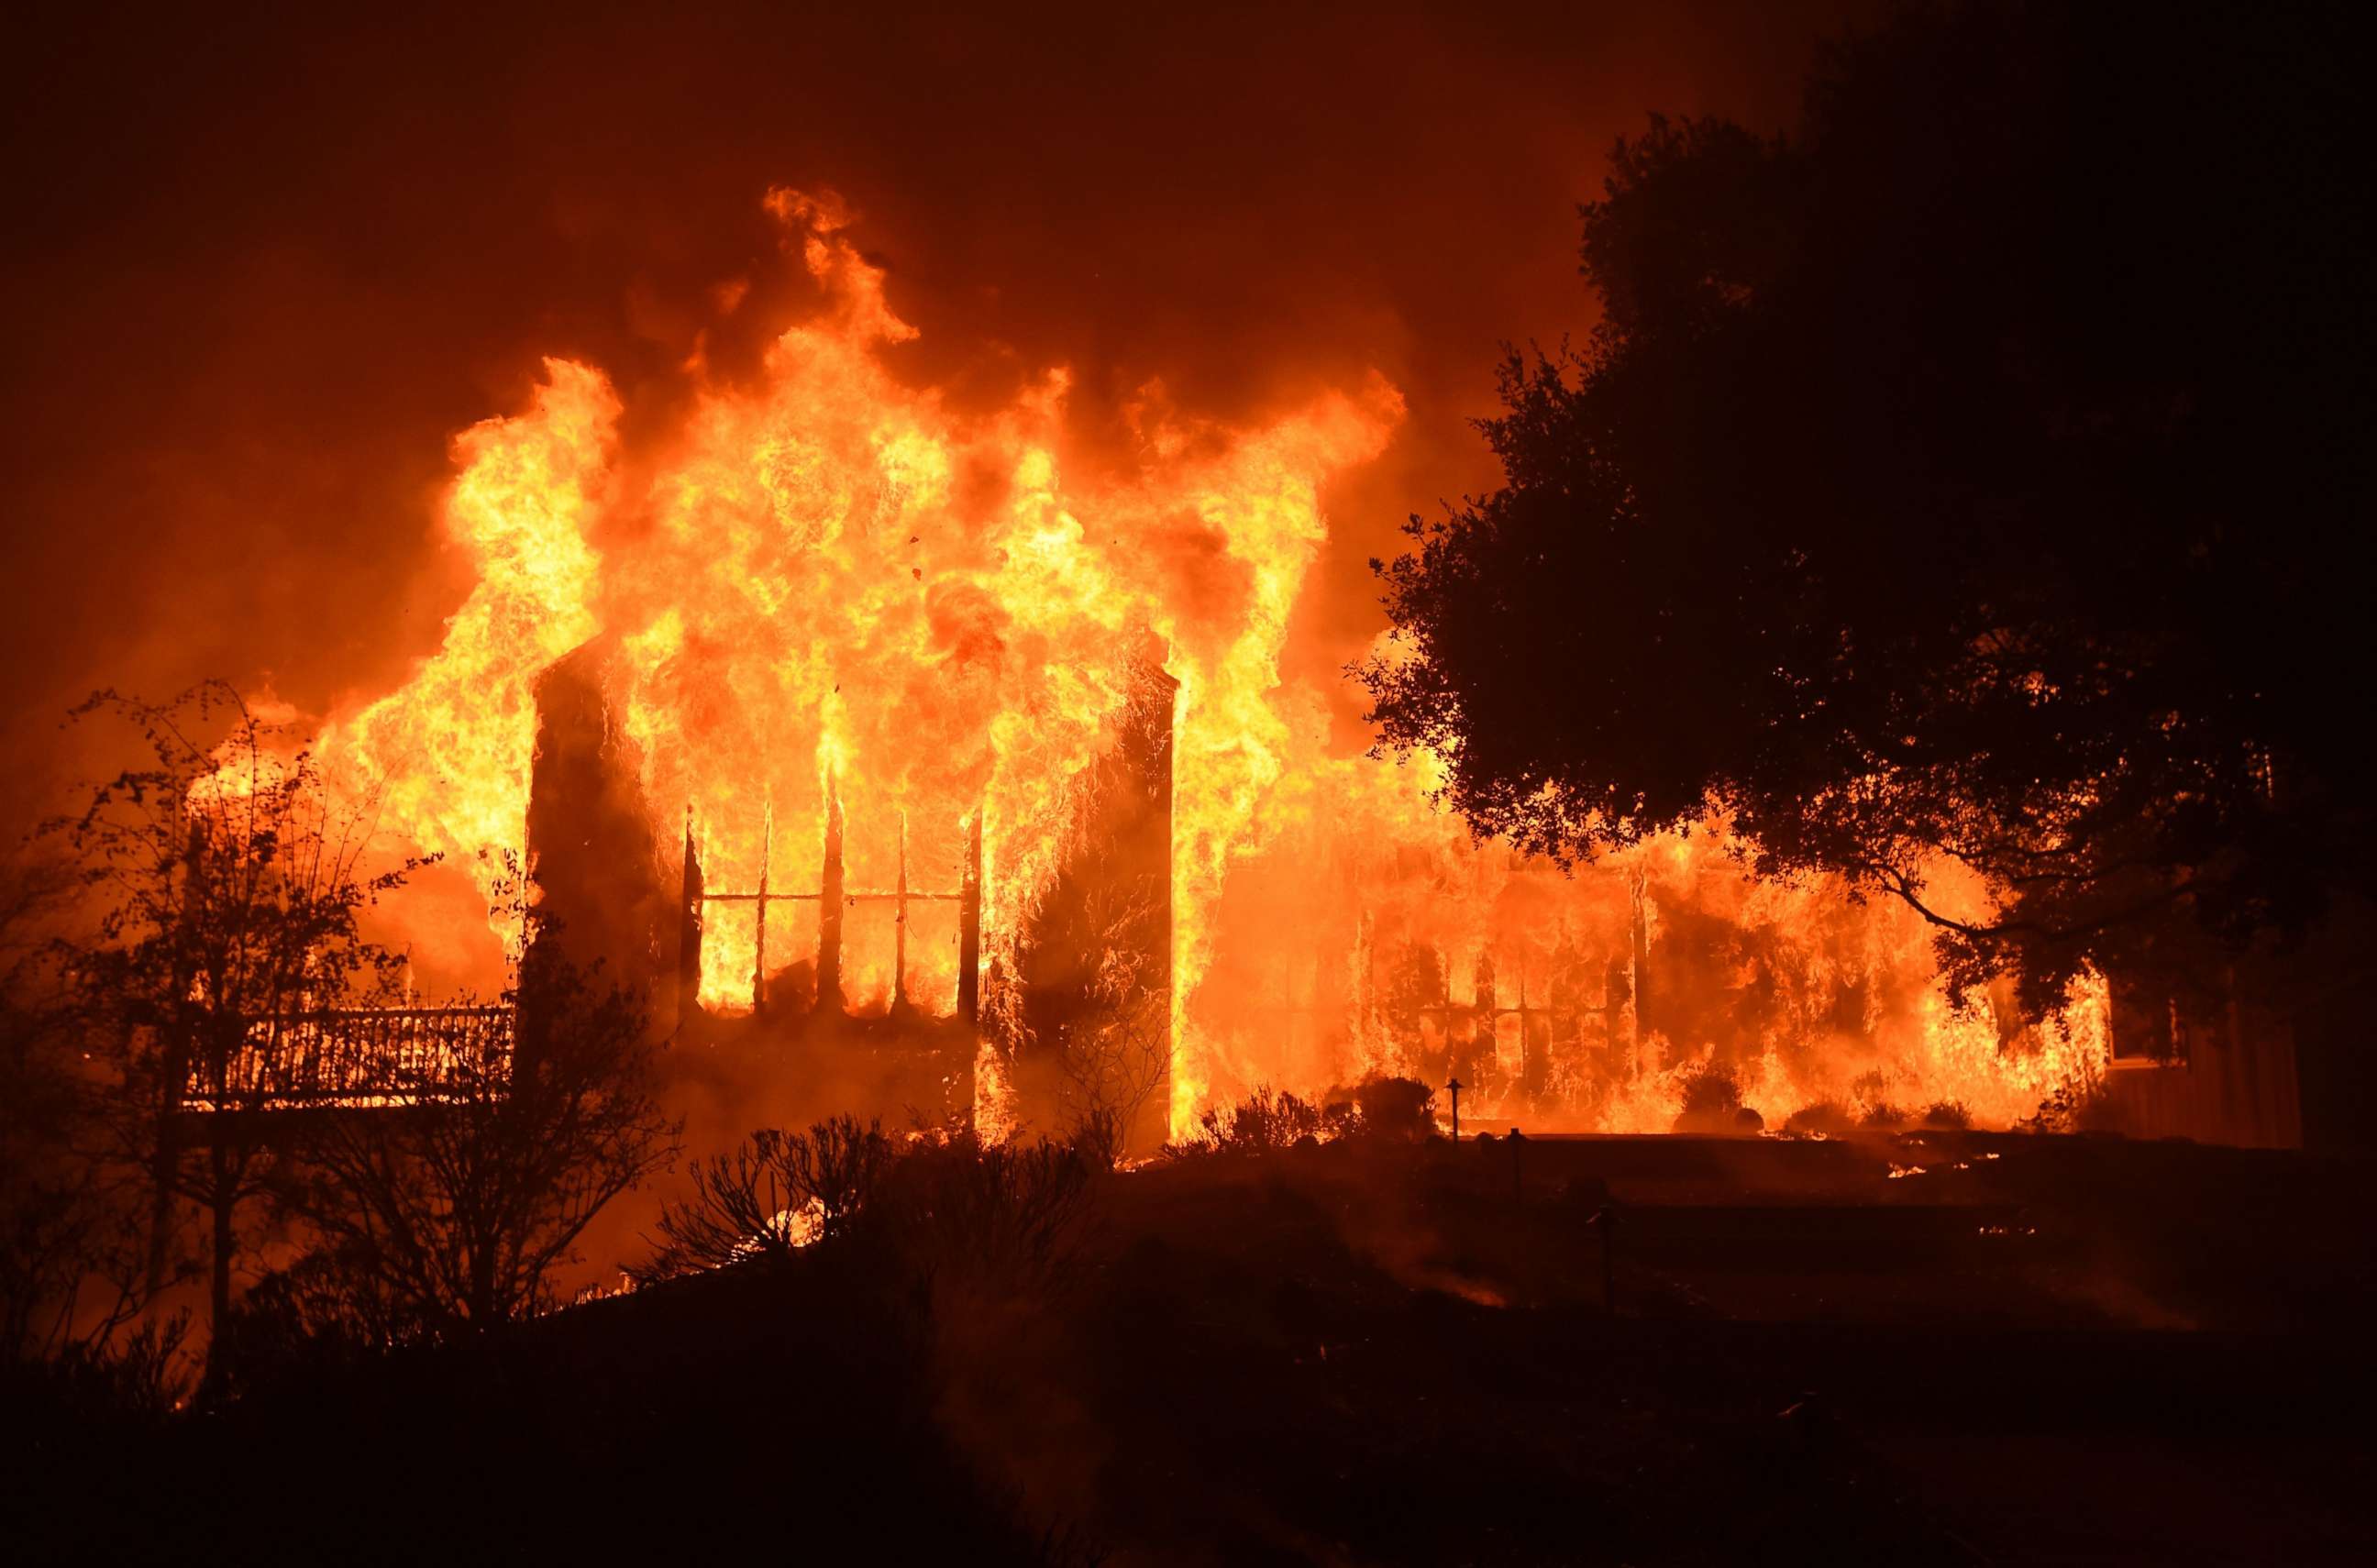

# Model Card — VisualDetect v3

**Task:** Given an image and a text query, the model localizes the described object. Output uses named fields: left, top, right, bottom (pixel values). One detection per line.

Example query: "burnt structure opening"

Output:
left=525, top=637, right=1177, bottom=1152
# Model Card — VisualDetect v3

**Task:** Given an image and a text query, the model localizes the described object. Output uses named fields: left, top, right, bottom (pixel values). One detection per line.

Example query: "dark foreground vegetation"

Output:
left=10, top=1111, right=2372, bottom=1566
left=1363, top=0, right=2375, bottom=1138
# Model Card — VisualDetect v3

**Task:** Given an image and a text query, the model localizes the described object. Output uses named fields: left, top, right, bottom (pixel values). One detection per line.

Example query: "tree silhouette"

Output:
left=294, top=906, right=678, bottom=1338
left=39, top=682, right=416, bottom=1391
left=1, top=853, right=189, bottom=1400
left=1046, top=878, right=1172, bottom=1161
left=1362, top=0, right=2367, bottom=1013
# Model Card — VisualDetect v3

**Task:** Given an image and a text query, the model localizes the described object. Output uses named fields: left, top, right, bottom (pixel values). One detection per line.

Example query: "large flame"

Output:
left=313, top=187, right=2106, bottom=1140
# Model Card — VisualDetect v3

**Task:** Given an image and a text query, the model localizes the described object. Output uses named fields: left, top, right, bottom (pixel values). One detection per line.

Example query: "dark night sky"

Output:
left=0, top=1, right=1864, bottom=825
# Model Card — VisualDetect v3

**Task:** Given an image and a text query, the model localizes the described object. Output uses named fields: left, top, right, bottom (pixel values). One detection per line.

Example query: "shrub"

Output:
left=213, top=1243, right=403, bottom=1395
left=1672, top=1063, right=1743, bottom=1133
left=883, top=1130, right=1100, bottom=1292
left=1782, top=1100, right=1856, bottom=1136
left=1351, top=1076, right=1436, bottom=1141
left=3, top=1311, right=188, bottom=1425
left=640, top=1116, right=893, bottom=1281
left=1167, top=1077, right=1437, bottom=1157
left=1919, top=1100, right=1973, bottom=1131
left=2019, top=1075, right=2106, bottom=1134
left=1172, top=1086, right=1324, bottom=1157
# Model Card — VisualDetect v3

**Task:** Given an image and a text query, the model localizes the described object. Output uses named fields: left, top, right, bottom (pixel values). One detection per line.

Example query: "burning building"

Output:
left=302, top=186, right=2293, bottom=1152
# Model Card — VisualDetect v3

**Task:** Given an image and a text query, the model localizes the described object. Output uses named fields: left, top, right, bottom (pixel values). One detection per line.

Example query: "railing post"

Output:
left=751, top=798, right=772, bottom=1016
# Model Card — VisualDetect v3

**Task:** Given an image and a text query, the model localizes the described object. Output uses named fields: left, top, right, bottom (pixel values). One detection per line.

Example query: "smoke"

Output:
left=0, top=1, right=1864, bottom=833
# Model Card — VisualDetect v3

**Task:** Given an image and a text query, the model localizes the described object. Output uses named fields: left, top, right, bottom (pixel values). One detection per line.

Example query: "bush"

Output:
left=1351, top=1076, right=1436, bottom=1142
left=1166, top=1077, right=1434, bottom=1157
left=0, top=1313, right=189, bottom=1433
left=1782, top=1100, right=1856, bottom=1136
left=882, top=1130, right=1100, bottom=1292
left=641, top=1116, right=894, bottom=1281
left=213, top=1243, right=404, bottom=1396
left=1919, top=1100, right=1973, bottom=1131
left=1188, top=1086, right=1323, bottom=1154
left=1169, top=1083, right=1340, bottom=1159
left=1672, top=1063, right=1744, bottom=1133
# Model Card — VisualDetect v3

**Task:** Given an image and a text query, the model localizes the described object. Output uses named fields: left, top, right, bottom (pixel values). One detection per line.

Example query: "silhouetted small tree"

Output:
left=39, top=683, right=416, bottom=1390
left=639, top=1115, right=894, bottom=1280
left=296, top=931, right=677, bottom=1337
left=1, top=854, right=189, bottom=1409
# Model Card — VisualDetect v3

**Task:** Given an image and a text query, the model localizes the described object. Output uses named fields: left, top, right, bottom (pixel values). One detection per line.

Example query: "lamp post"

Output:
left=1447, top=1075, right=1464, bottom=1143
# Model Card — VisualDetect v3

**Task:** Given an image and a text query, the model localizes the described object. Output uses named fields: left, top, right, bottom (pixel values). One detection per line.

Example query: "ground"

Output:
left=9, top=1132, right=2373, bottom=1565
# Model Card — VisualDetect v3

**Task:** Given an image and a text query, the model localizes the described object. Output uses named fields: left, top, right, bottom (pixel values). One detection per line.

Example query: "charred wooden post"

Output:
left=892, top=809, right=910, bottom=1013
left=816, top=770, right=845, bottom=1011
left=678, top=810, right=704, bottom=1026
left=1626, top=867, right=1651, bottom=1079
left=751, top=799, right=773, bottom=1016
left=958, top=808, right=983, bottom=1026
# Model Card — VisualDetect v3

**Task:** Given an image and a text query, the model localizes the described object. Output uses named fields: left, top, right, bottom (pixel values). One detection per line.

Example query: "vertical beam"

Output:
left=816, top=769, right=844, bottom=1013
left=892, top=809, right=910, bottom=1013
left=1627, top=867, right=1650, bottom=1080
left=958, top=806, right=982, bottom=1025
left=678, top=807, right=704, bottom=1028
left=751, top=798, right=772, bottom=1016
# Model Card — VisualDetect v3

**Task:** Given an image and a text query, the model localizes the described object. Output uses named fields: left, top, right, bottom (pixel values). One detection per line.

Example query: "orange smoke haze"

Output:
left=3, top=2, right=1871, bottom=819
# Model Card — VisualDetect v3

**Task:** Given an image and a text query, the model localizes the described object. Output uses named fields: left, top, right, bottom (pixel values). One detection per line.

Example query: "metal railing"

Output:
left=178, top=1005, right=514, bottom=1111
